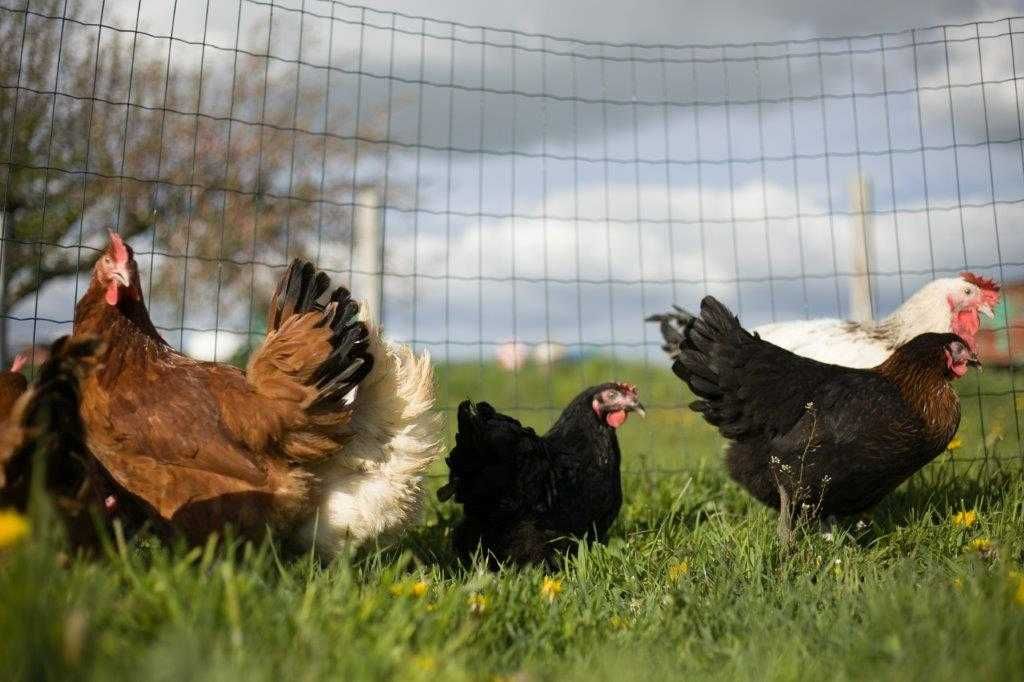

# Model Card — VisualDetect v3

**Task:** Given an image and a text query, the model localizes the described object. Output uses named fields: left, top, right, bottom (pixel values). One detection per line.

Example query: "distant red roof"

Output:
left=975, top=280, right=1023, bottom=367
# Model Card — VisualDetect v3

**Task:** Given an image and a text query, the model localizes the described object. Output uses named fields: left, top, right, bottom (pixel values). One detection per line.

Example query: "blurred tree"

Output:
left=0, top=0, right=389, bottom=362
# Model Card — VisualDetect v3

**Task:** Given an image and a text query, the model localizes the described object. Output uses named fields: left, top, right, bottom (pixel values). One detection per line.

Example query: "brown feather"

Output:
left=72, top=241, right=372, bottom=540
left=0, top=371, right=28, bottom=423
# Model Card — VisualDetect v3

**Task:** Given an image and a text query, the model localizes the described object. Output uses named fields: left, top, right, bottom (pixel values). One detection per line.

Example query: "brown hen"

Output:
left=72, top=232, right=375, bottom=545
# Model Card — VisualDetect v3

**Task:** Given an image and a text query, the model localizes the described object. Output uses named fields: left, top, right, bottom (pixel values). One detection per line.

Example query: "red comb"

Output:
left=616, top=382, right=638, bottom=395
left=107, top=229, right=129, bottom=265
left=10, top=353, right=27, bottom=373
left=960, top=272, right=1000, bottom=292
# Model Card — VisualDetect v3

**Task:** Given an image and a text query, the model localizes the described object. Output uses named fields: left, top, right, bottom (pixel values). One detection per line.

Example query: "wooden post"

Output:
left=848, top=174, right=874, bottom=323
left=352, top=186, right=384, bottom=325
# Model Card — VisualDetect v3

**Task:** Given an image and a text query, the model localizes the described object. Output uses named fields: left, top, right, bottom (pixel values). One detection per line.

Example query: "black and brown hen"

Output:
left=666, top=296, right=977, bottom=538
left=437, top=383, right=644, bottom=567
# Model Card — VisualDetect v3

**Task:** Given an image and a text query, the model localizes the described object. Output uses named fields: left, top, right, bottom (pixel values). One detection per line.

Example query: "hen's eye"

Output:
left=964, top=287, right=972, bottom=295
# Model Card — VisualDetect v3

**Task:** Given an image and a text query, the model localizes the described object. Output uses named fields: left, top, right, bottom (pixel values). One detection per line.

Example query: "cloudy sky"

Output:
left=9, top=0, right=1024, bottom=361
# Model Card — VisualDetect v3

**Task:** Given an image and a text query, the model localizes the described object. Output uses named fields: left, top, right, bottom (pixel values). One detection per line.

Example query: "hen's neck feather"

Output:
left=74, top=282, right=169, bottom=353
left=544, top=394, right=617, bottom=463
left=876, top=352, right=959, bottom=444
left=882, top=289, right=953, bottom=346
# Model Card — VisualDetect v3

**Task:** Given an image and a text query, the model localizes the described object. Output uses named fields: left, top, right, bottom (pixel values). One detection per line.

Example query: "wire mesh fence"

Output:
left=1, top=0, right=1022, bottom=469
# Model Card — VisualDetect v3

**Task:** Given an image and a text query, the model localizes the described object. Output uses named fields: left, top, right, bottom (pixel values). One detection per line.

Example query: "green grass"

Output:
left=2, top=358, right=1023, bottom=682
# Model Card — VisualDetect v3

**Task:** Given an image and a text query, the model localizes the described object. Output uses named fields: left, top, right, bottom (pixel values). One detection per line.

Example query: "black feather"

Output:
left=268, top=260, right=375, bottom=412
left=439, top=386, right=628, bottom=568
left=658, top=295, right=964, bottom=519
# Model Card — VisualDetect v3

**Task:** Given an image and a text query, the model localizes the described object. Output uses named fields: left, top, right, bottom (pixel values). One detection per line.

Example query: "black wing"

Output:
left=437, top=400, right=555, bottom=521
left=673, top=296, right=869, bottom=441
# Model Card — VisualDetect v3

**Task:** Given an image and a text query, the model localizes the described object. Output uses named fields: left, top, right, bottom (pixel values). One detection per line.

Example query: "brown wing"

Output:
left=82, top=353, right=306, bottom=525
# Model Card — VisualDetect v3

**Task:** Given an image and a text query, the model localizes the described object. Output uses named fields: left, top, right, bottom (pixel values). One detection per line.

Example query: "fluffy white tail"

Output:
left=308, top=320, right=443, bottom=553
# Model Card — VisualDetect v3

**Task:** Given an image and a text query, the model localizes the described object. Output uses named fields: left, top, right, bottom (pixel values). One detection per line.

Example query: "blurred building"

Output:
left=976, top=281, right=1024, bottom=366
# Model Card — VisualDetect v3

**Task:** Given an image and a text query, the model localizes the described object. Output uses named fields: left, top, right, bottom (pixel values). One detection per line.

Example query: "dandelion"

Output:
left=540, top=576, right=563, bottom=603
left=467, top=592, right=489, bottom=615
left=668, top=561, right=690, bottom=580
left=952, top=577, right=964, bottom=591
left=967, top=537, right=993, bottom=554
left=946, top=437, right=963, bottom=452
left=951, top=510, right=978, bottom=528
left=0, top=509, right=29, bottom=548
left=389, top=583, right=406, bottom=597
left=412, top=655, right=438, bottom=673
left=608, top=615, right=630, bottom=631
left=410, top=581, right=429, bottom=599
left=1011, top=572, right=1024, bottom=607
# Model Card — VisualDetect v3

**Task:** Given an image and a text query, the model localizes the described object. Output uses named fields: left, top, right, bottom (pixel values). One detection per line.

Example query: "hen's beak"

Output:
left=978, top=303, right=994, bottom=319
left=112, top=268, right=130, bottom=288
left=629, top=401, right=647, bottom=419
left=967, top=351, right=982, bottom=368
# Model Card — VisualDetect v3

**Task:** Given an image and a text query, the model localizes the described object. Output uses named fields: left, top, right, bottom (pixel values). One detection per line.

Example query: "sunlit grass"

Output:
left=1, top=359, right=1022, bottom=681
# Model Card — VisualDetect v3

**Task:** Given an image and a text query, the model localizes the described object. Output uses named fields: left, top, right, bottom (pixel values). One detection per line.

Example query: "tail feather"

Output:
left=436, top=400, right=493, bottom=502
left=646, top=305, right=696, bottom=359
left=671, top=296, right=828, bottom=444
left=260, top=259, right=375, bottom=413
left=308, top=316, right=443, bottom=551
left=268, top=260, right=330, bottom=331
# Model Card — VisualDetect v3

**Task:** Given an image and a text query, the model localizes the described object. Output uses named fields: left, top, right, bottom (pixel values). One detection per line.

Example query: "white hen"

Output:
left=649, top=273, right=1001, bottom=369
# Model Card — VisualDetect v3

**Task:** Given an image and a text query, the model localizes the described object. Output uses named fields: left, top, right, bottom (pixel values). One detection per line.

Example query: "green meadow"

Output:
left=2, top=358, right=1022, bottom=681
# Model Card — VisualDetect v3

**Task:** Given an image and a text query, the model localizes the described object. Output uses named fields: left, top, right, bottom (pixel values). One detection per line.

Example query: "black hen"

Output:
left=437, top=383, right=644, bottom=567
left=0, top=336, right=130, bottom=546
left=664, top=296, right=976, bottom=534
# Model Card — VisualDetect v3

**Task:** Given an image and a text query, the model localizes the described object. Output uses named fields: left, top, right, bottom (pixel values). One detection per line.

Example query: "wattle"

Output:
left=951, top=309, right=980, bottom=348
left=605, top=410, right=627, bottom=428
left=105, top=282, right=119, bottom=306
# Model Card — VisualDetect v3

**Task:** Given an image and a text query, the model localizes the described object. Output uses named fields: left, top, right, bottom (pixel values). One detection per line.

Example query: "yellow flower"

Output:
left=952, top=577, right=963, bottom=591
left=946, top=437, right=963, bottom=452
left=1010, top=571, right=1024, bottom=606
left=608, top=615, right=631, bottom=631
left=389, top=583, right=406, bottom=597
left=540, top=576, right=563, bottom=603
left=412, top=655, right=438, bottom=672
left=967, top=537, right=993, bottom=554
left=668, top=561, right=690, bottom=580
left=410, top=581, right=428, bottom=599
left=951, top=510, right=978, bottom=528
left=0, top=510, right=29, bottom=548
left=467, top=592, right=489, bottom=615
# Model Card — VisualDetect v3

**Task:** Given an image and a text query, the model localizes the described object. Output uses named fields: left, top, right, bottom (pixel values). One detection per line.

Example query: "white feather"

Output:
left=753, top=277, right=971, bottom=368
left=305, top=317, right=443, bottom=553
